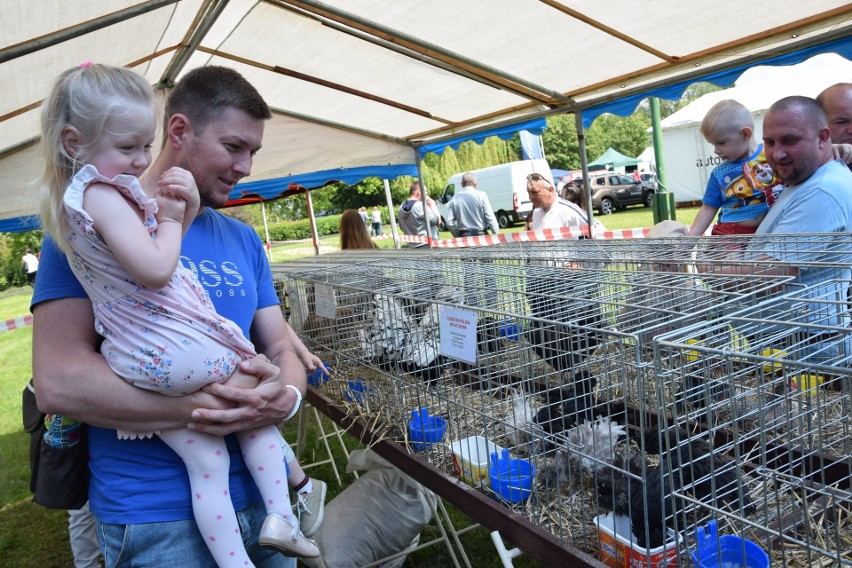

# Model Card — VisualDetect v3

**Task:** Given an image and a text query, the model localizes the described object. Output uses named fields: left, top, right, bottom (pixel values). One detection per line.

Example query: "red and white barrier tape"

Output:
left=2, top=314, right=33, bottom=332
left=397, top=226, right=652, bottom=248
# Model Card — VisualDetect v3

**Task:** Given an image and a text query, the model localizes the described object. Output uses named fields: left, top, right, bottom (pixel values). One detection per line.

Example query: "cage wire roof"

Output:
left=1, top=0, right=851, bottom=232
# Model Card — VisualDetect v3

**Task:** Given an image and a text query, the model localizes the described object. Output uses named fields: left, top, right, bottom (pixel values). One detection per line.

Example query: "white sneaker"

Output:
left=296, top=479, right=327, bottom=538
left=259, top=513, right=320, bottom=558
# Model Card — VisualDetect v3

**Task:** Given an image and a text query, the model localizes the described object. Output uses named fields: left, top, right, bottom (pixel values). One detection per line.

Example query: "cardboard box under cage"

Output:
left=594, top=513, right=681, bottom=568
left=450, top=436, right=503, bottom=487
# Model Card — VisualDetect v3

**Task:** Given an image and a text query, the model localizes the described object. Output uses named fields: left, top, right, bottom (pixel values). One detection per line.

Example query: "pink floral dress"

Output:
left=63, top=165, right=257, bottom=437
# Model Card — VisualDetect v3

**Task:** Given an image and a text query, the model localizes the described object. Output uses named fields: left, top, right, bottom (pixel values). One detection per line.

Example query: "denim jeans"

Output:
left=97, top=500, right=295, bottom=568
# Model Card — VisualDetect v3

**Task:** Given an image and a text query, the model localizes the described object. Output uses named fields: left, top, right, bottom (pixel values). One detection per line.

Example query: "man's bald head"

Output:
left=762, top=96, right=832, bottom=186
left=817, top=83, right=852, bottom=145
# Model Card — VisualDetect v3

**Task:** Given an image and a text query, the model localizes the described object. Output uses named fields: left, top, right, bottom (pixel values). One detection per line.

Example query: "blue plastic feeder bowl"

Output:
left=344, top=379, right=372, bottom=402
left=691, top=520, right=769, bottom=568
left=498, top=320, right=522, bottom=341
left=408, top=408, right=447, bottom=451
left=306, top=362, right=332, bottom=387
left=488, top=449, right=535, bottom=503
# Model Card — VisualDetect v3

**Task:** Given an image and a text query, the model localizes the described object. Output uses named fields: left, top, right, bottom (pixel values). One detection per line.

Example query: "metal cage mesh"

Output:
left=272, top=233, right=851, bottom=566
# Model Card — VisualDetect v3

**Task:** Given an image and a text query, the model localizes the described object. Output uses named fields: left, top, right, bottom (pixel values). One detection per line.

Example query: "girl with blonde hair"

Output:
left=38, top=63, right=317, bottom=565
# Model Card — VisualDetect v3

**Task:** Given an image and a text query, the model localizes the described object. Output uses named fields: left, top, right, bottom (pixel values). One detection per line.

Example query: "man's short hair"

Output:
left=165, top=66, right=271, bottom=134
left=409, top=181, right=421, bottom=196
left=767, top=96, right=828, bottom=131
left=461, top=172, right=476, bottom=187
left=700, top=99, right=754, bottom=138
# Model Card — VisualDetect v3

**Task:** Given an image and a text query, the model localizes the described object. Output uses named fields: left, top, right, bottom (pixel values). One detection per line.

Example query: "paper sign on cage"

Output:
left=439, top=307, right=477, bottom=364
left=314, top=283, right=337, bottom=319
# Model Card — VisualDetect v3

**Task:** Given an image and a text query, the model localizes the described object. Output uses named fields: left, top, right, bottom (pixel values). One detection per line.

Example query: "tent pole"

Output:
left=261, top=201, right=272, bottom=263
left=304, top=190, right=320, bottom=256
left=574, top=110, right=596, bottom=236
left=650, top=97, right=676, bottom=223
left=415, top=149, right=432, bottom=248
left=382, top=179, right=400, bottom=249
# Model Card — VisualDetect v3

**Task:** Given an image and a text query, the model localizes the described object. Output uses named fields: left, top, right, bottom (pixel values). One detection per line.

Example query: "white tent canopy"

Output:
left=2, top=0, right=851, bottom=231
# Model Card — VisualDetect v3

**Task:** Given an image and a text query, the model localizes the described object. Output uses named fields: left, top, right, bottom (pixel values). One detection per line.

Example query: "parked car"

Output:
left=590, top=173, right=655, bottom=215
left=639, top=172, right=658, bottom=192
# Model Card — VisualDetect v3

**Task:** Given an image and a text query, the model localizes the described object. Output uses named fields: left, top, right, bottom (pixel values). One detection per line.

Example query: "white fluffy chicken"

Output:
left=504, top=387, right=543, bottom=451
left=358, top=293, right=411, bottom=360
left=541, top=417, right=627, bottom=488
left=359, top=286, right=461, bottom=383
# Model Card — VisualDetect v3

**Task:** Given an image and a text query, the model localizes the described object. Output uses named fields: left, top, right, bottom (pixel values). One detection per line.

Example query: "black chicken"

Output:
left=534, top=370, right=598, bottom=445
left=596, top=427, right=754, bottom=549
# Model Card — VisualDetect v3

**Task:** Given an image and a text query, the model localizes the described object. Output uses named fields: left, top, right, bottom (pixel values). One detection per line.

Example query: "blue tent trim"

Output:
left=0, top=215, right=41, bottom=233
left=580, top=36, right=852, bottom=128
left=418, top=118, right=547, bottom=157
left=229, top=163, right=419, bottom=201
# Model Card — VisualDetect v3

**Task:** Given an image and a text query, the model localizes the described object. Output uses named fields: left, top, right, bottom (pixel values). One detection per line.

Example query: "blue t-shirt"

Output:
left=702, top=145, right=778, bottom=224
left=755, top=160, right=852, bottom=327
left=32, top=208, right=279, bottom=523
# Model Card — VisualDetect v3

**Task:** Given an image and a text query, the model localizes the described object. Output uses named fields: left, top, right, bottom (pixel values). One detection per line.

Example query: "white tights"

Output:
left=158, top=425, right=292, bottom=568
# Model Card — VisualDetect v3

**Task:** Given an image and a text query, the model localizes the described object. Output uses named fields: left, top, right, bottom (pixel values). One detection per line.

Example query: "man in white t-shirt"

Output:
left=525, top=173, right=602, bottom=380
left=528, top=173, right=591, bottom=233
left=22, top=247, right=39, bottom=285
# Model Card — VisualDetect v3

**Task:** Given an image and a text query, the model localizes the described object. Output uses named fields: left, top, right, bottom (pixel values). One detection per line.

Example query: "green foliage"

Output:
left=654, top=82, right=724, bottom=118
left=586, top=112, right=651, bottom=160
left=262, top=207, right=394, bottom=241
left=541, top=114, right=582, bottom=170
left=0, top=231, right=44, bottom=291
left=265, top=214, right=341, bottom=241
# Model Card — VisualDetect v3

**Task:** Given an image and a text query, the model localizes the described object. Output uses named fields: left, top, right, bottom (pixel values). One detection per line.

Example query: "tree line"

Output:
left=239, top=83, right=719, bottom=227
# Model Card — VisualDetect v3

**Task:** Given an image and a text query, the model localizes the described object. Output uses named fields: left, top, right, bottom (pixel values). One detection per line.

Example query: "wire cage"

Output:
left=655, top=277, right=852, bottom=566
left=279, top=251, right=791, bottom=562
left=434, top=232, right=852, bottom=279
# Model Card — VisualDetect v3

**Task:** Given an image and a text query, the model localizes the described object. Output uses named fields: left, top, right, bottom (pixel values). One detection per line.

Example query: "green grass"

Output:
left=0, top=286, right=541, bottom=567
left=269, top=205, right=701, bottom=262
left=0, top=287, right=73, bottom=567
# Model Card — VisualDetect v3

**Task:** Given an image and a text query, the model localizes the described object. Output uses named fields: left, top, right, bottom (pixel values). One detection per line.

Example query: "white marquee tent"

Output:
left=2, top=0, right=851, bottom=232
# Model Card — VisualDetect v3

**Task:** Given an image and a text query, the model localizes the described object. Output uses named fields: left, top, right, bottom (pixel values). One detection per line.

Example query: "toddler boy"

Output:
left=688, top=99, right=780, bottom=237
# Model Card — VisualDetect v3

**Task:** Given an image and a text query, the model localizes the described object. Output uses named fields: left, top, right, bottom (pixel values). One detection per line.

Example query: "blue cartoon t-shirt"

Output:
left=702, top=144, right=783, bottom=223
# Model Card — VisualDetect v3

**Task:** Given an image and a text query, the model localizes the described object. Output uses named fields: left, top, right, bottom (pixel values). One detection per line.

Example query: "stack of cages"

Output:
left=654, top=233, right=852, bottom=567
left=281, top=234, right=793, bottom=564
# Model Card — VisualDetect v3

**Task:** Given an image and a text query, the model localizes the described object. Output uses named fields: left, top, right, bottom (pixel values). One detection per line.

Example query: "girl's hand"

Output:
left=155, top=191, right=186, bottom=225
left=300, top=350, right=329, bottom=377
left=156, top=167, right=200, bottom=233
left=159, top=167, right=200, bottom=213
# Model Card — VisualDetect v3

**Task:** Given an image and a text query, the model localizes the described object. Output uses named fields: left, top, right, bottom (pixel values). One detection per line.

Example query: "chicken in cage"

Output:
left=655, top=278, right=852, bottom=566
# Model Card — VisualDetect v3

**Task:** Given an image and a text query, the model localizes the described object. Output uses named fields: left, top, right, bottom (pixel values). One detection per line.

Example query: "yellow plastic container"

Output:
left=760, top=348, right=786, bottom=374
left=791, top=373, right=824, bottom=393
left=685, top=339, right=701, bottom=362
left=450, top=436, right=502, bottom=487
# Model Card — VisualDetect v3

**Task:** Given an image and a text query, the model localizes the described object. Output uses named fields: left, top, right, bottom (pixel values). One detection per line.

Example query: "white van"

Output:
left=437, top=159, right=553, bottom=229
